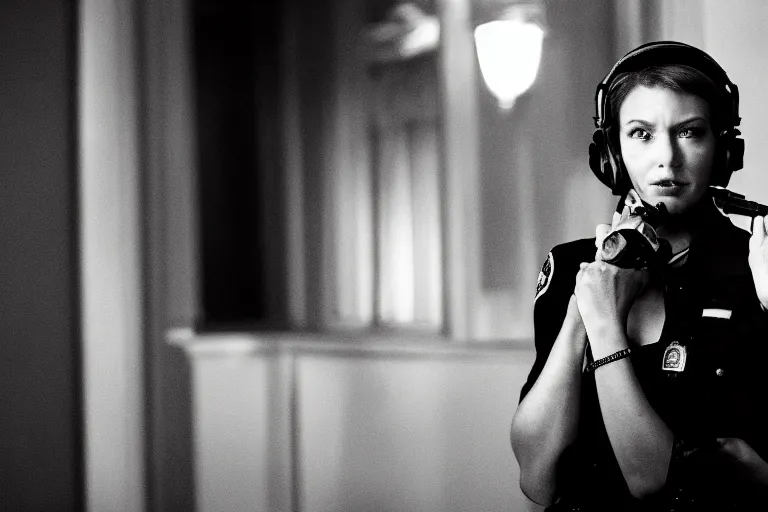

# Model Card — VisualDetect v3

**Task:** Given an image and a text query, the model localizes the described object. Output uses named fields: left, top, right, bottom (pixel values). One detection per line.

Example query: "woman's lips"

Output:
left=649, top=180, right=688, bottom=196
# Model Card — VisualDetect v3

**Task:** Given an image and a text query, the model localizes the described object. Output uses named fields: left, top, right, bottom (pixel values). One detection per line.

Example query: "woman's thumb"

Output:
left=594, top=224, right=612, bottom=261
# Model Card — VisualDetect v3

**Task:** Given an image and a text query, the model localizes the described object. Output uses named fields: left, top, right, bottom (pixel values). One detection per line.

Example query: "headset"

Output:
left=589, top=41, right=744, bottom=195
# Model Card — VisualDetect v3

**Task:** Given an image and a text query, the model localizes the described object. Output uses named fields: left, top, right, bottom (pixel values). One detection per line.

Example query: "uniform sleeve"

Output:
left=519, top=244, right=587, bottom=402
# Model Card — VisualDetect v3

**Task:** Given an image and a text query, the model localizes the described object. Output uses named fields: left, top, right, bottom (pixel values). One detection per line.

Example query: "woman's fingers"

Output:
left=596, top=223, right=612, bottom=240
left=594, top=224, right=612, bottom=261
left=575, top=261, right=648, bottom=313
left=749, top=215, right=766, bottom=252
left=748, top=215, right=768, bottom=309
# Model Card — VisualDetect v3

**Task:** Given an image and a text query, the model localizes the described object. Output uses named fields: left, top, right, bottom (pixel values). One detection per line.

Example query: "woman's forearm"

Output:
left=511, top=300, right=587, bottom=504
left=590, top=329, right=674, bottom=499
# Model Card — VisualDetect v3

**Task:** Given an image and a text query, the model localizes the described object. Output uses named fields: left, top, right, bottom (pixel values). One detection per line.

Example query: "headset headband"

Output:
left=593, top=41, right=741, bottom=131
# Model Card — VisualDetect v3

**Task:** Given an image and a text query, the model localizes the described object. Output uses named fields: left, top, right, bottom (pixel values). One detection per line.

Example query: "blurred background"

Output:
left=3, top=0, right=768, bottom=510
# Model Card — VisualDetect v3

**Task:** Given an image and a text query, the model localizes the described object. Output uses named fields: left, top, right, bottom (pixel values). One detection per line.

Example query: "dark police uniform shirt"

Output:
left=520, top=205, right=768, bottom=510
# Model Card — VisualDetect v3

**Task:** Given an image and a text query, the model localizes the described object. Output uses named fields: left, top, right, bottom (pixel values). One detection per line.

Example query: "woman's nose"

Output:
left=656, top=134, right=682, bottom=168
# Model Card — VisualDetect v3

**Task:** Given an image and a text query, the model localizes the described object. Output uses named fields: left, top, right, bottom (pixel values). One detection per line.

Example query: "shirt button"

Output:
left=716, top=368, right=725, bottom=377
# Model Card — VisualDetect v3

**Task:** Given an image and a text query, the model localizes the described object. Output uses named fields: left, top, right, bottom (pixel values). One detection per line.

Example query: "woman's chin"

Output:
left=637, top=191, right=704, bottom=217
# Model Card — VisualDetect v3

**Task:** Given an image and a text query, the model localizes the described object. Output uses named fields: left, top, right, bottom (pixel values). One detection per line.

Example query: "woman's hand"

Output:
left=574, top=261, right=648, bottom=356
left=749, top=215, right=768, bottom=310
left=594, top=223, right=612, bottom=261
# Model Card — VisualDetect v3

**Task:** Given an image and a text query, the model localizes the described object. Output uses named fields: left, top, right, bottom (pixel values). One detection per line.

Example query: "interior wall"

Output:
left=476, top=0, right=617, bottom=340
left=182, top=338, right=537, bottom=512
left=0, top=1, right=81, bottom=509
left=698, top=0, right=768, bottom=206
left=298, top=353, right=535, bottom=512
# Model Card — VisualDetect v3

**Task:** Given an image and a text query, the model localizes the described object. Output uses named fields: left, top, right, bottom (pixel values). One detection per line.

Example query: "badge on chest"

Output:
left=662, top=341, right=687, bottom=372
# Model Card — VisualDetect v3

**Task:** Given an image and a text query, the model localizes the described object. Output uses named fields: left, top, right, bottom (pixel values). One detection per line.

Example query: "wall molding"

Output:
left=168, top=329, right=533, bottom=361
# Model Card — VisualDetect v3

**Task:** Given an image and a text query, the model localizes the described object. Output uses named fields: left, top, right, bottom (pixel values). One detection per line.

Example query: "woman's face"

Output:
left=618, top=85, right=716, bottom=215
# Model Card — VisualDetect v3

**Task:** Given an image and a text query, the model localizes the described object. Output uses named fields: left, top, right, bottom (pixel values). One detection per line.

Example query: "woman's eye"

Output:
left=629, top=129, right=650, bottom=140
left=679, top=127, right=702, bottom=138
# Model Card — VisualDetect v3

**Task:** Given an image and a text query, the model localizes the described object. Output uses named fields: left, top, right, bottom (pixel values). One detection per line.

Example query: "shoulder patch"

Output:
left=534, top=252, right=554, bottom=302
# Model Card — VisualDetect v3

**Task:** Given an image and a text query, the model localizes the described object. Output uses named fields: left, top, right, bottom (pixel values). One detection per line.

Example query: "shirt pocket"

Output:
left=690, top=310, right=755, bottom=436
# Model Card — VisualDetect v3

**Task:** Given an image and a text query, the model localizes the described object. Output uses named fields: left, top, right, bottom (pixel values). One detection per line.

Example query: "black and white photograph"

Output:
left=2, top=1, right=768, bottom=511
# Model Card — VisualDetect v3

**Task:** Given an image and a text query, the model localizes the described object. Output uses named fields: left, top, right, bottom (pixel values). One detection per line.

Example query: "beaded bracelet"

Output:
left=585, top=348, right=631, bottom=373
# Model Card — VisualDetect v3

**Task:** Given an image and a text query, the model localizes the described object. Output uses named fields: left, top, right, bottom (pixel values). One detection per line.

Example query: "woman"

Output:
left=510, top=41, right=768, bottom=511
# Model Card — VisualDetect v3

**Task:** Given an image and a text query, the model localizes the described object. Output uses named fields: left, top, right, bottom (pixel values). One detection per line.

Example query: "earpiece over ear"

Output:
left=588, top=129, right=628, bottom=195
left=711, top=128, right=744, bottom=187
left=728, top=131, right=745, bottom=174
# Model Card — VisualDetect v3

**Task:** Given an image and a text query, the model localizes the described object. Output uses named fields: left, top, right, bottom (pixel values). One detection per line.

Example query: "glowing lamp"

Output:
left=474, top=6, right=545, bottom=110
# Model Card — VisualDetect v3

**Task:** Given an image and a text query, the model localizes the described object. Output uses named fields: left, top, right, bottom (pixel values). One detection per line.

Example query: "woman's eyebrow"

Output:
left=622, top=116, right=709, bottom=128
left=672, top=116, right=709, bottom=127
left=622, top=119, right=654, bottom=128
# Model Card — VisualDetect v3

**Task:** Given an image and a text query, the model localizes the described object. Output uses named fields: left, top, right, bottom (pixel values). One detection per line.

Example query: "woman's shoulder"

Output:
left=550, top=237, right=598, bottom=260
left=534, top=238, right=596, bottom=304
left=547, top=238, right=598, bottom=273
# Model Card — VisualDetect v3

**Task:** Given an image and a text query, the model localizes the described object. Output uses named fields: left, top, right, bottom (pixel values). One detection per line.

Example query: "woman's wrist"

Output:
left=563, top=294, right=588, bottom=351
left=559, top=317, right=588, bottom=363
left=585, top=348, right=631, bottom=373
left=586, top=325, right=629, bottom=360
left=563, top=308, right=586, bottom=335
